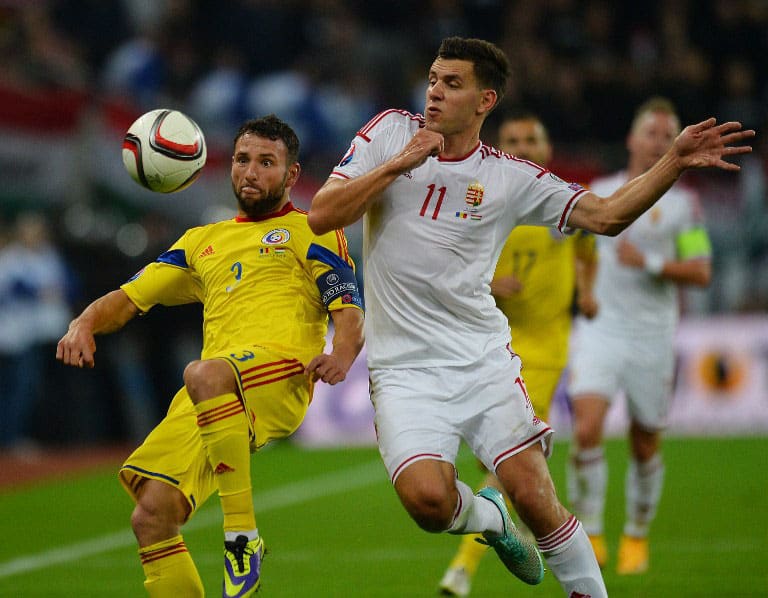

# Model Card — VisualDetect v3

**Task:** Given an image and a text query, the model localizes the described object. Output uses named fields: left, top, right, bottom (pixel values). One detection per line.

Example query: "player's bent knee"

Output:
left=131, top=481, right=189, bottom=545
left=400, top=488, right=455, bottom=532
left=183, top=359, right=235, bottom=401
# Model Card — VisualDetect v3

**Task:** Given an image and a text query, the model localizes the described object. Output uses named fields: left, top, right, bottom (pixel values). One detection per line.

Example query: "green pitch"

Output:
left=0, top=436, right=766, bottom=597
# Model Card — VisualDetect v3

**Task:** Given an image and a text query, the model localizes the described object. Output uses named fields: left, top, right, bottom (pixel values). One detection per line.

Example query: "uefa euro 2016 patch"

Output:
left=316, top=268, right=362, bottom=309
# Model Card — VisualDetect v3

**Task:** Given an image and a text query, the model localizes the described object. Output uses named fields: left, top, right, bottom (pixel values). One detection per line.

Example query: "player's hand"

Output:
left=577, top=292, right=599, bottom=319
left=393, top=128, right=444, bottom=173
left=305, top=353, right=349, bottom=385
left=490, top=275, right=523, bottom=298
left=672, top=119, right=754, bottom=172
left=616, top=238, right=644, bottom=269
left=56, top=324, right=96, bottom=368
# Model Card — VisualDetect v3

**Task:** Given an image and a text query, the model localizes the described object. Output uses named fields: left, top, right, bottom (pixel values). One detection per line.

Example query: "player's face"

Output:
left=497, top=119, right=552, bottom=167
left=627, top=111, right=680, bottom=173
left=424, top=58, right=495, bottom=135
left=231, top=133, right=299, bottom=218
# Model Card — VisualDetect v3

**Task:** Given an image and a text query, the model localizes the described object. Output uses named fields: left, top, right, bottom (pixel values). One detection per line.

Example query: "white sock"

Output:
left=225, top=529, right=258, bottom=542
left=538, top=516, right=608, bottom=597
left=447, top=480, right=503, bottom=535
left=624, top=453, right=664, bottom=537
left=567, top=446, right=607, bottom=535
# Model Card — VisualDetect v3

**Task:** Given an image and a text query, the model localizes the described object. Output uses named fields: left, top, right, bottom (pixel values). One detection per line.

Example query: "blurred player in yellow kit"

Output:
left=439, top=112, right=598, bottom=597
left=57, top=115, right=364, bottom=598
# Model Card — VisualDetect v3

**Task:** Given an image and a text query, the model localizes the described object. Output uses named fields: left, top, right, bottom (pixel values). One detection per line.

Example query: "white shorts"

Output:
left=567, top=323, right=675, bottom=430
left=370, top=345, right=553, bottom=483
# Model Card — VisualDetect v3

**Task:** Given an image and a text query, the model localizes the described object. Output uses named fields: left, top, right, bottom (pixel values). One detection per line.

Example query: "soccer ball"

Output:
left=122, top=109, right=207, bottom=193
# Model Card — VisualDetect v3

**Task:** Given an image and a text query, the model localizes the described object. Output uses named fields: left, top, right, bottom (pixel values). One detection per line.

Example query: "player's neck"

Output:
left=441, top=129, right=481, bottom=160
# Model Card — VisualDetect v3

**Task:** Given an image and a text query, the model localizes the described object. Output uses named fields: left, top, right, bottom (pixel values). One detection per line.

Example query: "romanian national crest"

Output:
left=262, top=229, right=290, bottom=245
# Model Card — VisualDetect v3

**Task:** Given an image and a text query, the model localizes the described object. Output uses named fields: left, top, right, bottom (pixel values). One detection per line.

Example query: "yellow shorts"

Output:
left=519, top=365, right=563, bottom=422
left=119, top=345, right=312, bottom=516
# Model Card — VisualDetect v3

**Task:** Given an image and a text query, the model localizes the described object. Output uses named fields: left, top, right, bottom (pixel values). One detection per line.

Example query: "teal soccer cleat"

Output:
left=223, top=535, right=265, bottom=597
left=475, top=487, right=544, bottom=585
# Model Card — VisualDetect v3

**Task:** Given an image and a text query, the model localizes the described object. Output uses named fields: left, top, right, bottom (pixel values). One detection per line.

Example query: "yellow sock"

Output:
left=448, top=532, right=489, bottom=575
left=195, top=393, right=256, bottom=532
left=139, top=535, right=204, bottom=597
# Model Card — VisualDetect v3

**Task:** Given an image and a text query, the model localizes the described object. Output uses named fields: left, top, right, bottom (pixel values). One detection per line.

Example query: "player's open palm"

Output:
left=673, top=119, right=754, bottom=171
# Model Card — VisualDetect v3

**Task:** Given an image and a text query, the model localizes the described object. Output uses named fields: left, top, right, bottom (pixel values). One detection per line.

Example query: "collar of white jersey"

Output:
left=436, top=141, right=482, bottom=163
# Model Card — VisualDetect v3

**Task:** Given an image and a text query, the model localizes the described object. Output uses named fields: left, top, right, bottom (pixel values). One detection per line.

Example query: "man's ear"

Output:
left=285, top=162, right=301, bottom=189
left=478, top=89, right=498, bottom=116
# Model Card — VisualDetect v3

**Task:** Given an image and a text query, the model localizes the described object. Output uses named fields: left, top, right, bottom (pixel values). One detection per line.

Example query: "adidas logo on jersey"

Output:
left=199, top=245, right=215, bottom=258
left=214, top=462, right=235, bottom=474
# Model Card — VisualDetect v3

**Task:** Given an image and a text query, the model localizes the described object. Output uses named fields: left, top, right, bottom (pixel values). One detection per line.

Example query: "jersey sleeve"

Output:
left=330, top=109, right=421, bottom=180
left=305, top=229, right=363, bottom=312
left=120, top=235, right=202, bottom=312
left=509, top=164, right=588, bottom=233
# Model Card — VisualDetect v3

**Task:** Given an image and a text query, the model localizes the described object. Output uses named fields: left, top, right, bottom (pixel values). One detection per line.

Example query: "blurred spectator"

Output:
left=0, top=213, right=74, bottom=453
left=0, top=0, right=764, bottom=448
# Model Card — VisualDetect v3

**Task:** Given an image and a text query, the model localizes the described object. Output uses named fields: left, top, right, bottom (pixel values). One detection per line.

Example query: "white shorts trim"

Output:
left=370, top=345, right=554, bottom=483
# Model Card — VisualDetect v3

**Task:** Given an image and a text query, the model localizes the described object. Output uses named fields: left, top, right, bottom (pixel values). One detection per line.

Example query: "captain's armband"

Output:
left=316, top=268, right=363, bottom=310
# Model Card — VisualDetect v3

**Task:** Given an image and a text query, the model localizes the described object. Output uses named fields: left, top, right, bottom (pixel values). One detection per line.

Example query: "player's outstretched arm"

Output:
left=305, top=307, right=364, bottom=385
left=568, top=119, right=755, bottom=236
left=308, top=128, right=444, bottom=235
left=56, top=289, right=139, bottom=368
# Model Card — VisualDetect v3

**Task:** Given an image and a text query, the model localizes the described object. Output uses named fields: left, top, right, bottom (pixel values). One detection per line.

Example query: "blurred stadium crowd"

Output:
left=0, top=0, right=766, bottom=449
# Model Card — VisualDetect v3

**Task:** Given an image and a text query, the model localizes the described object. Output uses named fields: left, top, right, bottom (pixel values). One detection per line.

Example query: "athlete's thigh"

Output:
left=120, top=387, right=217, bottom=517
left=220, top=345, right=312, bottom=449
left=462, top=346, right=553, bottom=474
left=369, top=366, right=462, bottom=484
left=624, top=336, right=675, bottom=430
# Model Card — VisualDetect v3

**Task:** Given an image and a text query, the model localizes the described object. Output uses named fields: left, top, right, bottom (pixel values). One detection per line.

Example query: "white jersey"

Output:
left=587, top=171, right=708, bottom=337
left=331, top=109, right=586, bottom=368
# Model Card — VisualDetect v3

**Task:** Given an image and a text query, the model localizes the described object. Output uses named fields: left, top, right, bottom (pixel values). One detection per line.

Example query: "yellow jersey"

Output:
left=121, top=202, right=361, bottom=366
left=494, top=226, right=595, bottom=369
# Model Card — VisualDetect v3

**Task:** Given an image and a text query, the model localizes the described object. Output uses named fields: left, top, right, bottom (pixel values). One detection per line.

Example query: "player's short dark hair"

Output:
left=499, top=110, right=550, bottom=140
left=501, top=108, right=546, bottom=128
left=437, top=37, right=510, bottom=105
left=234, top=114, right=300, bottom=163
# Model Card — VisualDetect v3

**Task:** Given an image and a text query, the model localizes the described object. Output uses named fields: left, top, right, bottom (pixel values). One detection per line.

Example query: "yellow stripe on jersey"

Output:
left=120, top=203, right=360, bottom=366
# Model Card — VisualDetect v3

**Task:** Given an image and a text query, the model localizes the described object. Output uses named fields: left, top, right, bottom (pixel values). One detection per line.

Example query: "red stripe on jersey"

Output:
left=437, top=141, right=481, bottom=162
left=391, top=452, right=443, bottom=482
left=330, top=171, right=351, bottom=179
left=557, top=188, right=588, bottom=232
left=506, top=154, right=549, bottom=177
left=358, top=108, right=424, bottom=139
left=334, top=229, right=350, bottom=263
left=492, top=427, right=552, bottom=468
left=235, top=201, right=295, bottom=222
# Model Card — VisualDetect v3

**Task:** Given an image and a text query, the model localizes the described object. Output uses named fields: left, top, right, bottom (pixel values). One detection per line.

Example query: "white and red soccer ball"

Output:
left=122, top=109, right=207, bottom=193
